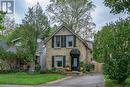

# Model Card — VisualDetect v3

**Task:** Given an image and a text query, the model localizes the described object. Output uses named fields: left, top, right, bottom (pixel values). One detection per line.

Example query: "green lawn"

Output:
left=0, top=72, right=65, bottom=85
left=127, top=76, right=130, bottom=85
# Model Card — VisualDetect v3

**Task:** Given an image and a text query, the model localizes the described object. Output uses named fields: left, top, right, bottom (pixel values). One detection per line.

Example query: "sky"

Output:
left=13, top=0, right=128, bottom=31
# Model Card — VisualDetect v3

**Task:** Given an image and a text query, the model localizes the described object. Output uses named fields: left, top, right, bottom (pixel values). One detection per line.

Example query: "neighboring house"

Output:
left=44, top=25, right=92, bottom=71
left=12, top=38, right=46, bottom=70
left=0, top=40, right=9, bottom=50
left=0, top=40, right=17, bottom=70
left=36, top=39, right=46, bottom=71
left=0, top=40, right=17, bottom=53
left=0, top=38, right=46, bottom=70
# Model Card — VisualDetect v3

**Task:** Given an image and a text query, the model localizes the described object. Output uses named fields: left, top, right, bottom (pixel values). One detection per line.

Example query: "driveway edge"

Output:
left=44, top=76, right=72, bottom=85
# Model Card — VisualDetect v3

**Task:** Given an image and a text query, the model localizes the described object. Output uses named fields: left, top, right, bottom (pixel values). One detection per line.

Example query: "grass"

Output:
left=105, top=76, right=130, bottom=87
left=126, top=76, right=130, bottom=85
left=0, top=72, right=65, bottom=85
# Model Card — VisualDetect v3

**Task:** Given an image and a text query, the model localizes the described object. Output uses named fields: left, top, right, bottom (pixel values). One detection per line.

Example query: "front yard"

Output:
left=0, top=72, right=65, bottom=85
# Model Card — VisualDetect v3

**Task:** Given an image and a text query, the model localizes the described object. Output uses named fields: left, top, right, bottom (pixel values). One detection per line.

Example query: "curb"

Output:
left=44, top=76, right=72, bottom=85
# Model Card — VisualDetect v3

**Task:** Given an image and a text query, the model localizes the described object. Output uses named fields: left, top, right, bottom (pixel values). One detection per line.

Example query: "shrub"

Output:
left=45, top=68, right=65, bottom=74
left=105, top=78, right=115, bottom=87
left=80, top=62, right=86, bottom=72
left=80, top=62, right=94, bottom=73
left=128, top=63, right=130, bottom=75
left=35, top=64, right=41, bottom=72
left=65, top=65, right=71, bottom=71
left=104, top=53, right=129, bottom=84
left=0, top=69, right=20, bottom=74
left=85, top=63, right=94, bottom=72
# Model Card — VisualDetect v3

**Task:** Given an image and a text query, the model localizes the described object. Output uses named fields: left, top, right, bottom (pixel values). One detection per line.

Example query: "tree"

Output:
left=0, top=11, right=6, bottom=36
left=22, top=3, right=51, bottom=72
left=104, top=0, right=130, bottom=14
left=2, top=16, right=16, bottom=35
left=93, top=18, right=130, bottom=83
left=22, top=3, right=51, bottom=39
left=6, top=26, right=21, bottom=45
left=47, top=0, right=95, bottom=39
left=17, top=24, right=37, bottom=73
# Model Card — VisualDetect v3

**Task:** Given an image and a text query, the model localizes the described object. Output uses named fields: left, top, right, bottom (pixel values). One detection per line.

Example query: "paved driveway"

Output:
left=0, top=74, right=104, bottom=87
left=41, top=74, right=104, bottom=87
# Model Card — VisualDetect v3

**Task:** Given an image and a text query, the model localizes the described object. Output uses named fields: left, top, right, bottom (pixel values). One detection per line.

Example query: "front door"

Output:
left=71, top=57, right=79, bottom=71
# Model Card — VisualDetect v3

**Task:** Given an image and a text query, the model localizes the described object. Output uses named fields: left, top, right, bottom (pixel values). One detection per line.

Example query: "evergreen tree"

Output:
left=23, top=3, right=50, bottom=39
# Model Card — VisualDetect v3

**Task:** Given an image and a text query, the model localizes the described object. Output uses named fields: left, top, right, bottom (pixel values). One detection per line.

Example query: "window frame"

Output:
left=54, top=56, right=64, bottom=68
left=53, top=35, right=74, bottom=48
left=54, top=35, right=61, bottom=48
left=66, top=35, right=74, bottom=48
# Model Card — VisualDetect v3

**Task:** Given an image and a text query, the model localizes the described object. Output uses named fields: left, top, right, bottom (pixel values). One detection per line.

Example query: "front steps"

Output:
left=66, top=71, right=83, bottom=76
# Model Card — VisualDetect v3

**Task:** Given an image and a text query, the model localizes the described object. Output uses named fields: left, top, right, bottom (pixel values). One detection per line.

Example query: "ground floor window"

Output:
left=54, top=56, right=63, bottom=67
left=52, top=56, right=65, bottom=68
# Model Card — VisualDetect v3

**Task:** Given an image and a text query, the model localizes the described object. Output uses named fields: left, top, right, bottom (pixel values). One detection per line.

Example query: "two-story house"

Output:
left=45, top=25, right=92, bottom=71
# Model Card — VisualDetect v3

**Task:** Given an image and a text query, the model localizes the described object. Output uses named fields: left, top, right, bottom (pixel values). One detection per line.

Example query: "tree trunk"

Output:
left=29, top=60, right=35, bottom=74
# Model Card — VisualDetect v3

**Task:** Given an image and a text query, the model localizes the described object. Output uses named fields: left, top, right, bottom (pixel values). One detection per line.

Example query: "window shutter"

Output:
left=52, top=56, right=54, bottom=68
left=61, top=35, right=66, bottom=48
left=52, top=36, right=54, bottom=48
left=63, top=35, right=66, bottom=47
left=63, top=56, right=66, bottom=68
left=74, top=35, right=76, bottom=47
left=61, top=36, right=64, bottom=47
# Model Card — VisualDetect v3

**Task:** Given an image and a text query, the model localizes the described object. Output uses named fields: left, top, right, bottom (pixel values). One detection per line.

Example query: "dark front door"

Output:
left=71, top=57, right=79, bottom=71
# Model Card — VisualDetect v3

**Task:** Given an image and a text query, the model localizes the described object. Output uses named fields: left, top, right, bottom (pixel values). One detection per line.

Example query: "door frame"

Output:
left=71, top=57, right=79, bottom=71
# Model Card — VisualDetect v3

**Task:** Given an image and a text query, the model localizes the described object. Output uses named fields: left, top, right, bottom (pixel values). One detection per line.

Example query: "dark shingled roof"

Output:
left=70, top=48, right=80, bottom=57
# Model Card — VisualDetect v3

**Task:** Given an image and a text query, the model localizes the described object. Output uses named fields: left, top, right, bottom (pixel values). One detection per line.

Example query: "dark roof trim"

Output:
left=44, top=24, right=91, bottom=50
left=11, top=37, right=21, bottom=43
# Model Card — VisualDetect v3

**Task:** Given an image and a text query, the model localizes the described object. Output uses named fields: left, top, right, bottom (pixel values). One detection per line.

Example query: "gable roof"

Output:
left=44, top=24, right=91, bottom=50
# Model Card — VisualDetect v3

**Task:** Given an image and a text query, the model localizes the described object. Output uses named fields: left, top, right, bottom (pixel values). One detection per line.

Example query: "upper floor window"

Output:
left=67, top=36, right=73, bottom=47
left=53, top=35, right=75, bottom=48
left=54, top=36, right=61, bottom=48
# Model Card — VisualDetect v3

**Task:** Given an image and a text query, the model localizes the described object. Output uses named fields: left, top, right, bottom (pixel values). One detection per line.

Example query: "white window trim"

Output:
left=54, top=56, right=64, bottom=68
left=54, top=36, right=61, bottom=48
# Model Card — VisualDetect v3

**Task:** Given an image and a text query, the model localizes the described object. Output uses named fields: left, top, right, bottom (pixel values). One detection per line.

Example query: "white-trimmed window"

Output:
left=67, top=36, right=73, bottom=47
left=54, top=56, right=63, bottom=68
left=54, top=36, right=61, bottom=48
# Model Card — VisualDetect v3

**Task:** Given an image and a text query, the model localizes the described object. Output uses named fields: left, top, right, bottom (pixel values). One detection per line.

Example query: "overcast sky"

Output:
left=14, top=0, right=128, bottom=31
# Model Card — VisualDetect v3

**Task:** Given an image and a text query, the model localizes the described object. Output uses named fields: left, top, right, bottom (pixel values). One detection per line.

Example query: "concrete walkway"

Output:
left=0, top=74, right=104, bottom=87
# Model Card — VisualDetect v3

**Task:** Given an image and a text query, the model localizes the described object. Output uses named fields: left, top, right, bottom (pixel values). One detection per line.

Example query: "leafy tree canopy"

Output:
left=104, top=0, right=130, bottom=14
left=93, top=17, right=130, bottom=62
left=0, top=11, right=5, bottom=32
left=47, top=0, right=95, bottom=39
left=93, top=17, right=130, bottom=83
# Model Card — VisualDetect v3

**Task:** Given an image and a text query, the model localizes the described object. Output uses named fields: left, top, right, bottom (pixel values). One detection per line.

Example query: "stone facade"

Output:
left=45, top=26, right=92, bottom=70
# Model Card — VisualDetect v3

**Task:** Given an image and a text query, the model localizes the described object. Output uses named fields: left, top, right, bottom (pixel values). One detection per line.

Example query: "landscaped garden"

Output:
left=0, top=72, right=65, bottom=85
